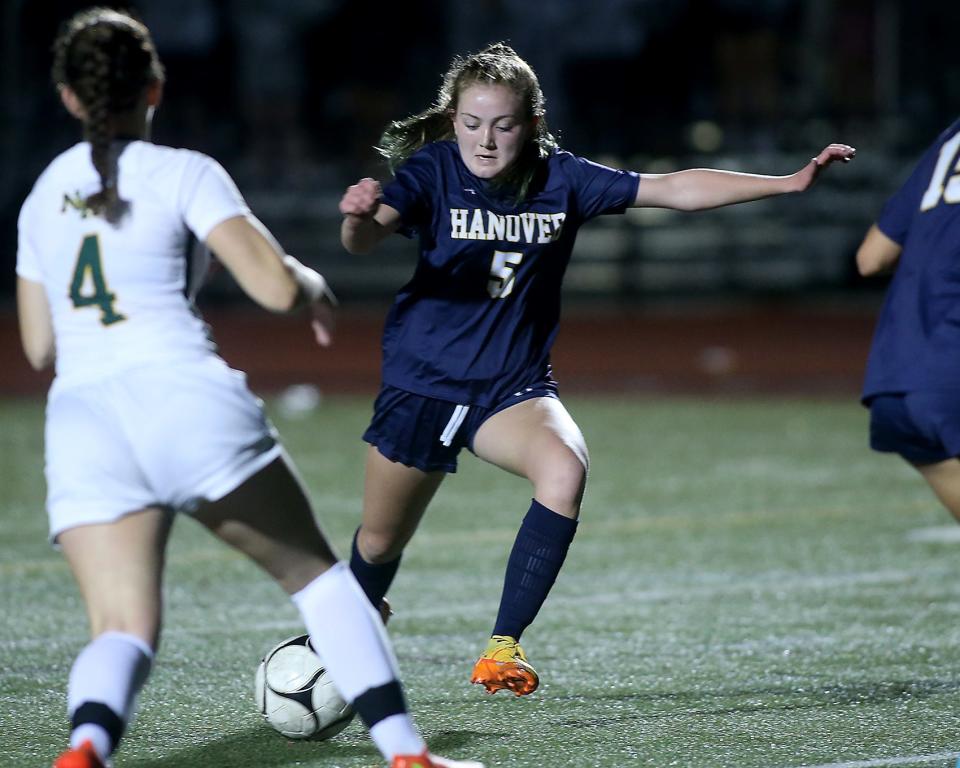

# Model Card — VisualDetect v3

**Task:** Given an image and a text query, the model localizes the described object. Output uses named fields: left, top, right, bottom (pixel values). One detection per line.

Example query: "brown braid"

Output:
left=51, top=8, right=164, bottom=224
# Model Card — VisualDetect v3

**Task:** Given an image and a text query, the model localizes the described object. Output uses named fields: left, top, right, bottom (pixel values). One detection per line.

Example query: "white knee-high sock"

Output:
left=67, top=631, right=154, bottom=758
left=291, top=562, right=425, bottom=759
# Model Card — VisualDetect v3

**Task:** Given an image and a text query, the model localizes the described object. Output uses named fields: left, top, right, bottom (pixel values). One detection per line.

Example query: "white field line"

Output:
left=0, top=567, right=921, bottom=648
left=3, top=514, right=954, bottom=578
left=785, top=750, right=960, bottom=768
left=166, top=567, right=918, bottom=634
left=906, top=525, right=960, bottom=543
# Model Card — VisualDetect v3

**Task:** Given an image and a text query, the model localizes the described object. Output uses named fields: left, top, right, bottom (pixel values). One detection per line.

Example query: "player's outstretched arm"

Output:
left=856, top=224, right=902, bottom=277
left=633, top=143, right=856, bottom=211
left=17, top=277, right=55, bottom=371
left=339, top=178, right=401, bottom=255
left=206, top=215, right=336, bottom=346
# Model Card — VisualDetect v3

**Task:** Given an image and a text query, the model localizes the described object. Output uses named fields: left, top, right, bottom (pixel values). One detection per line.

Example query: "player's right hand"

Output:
left=339, top=178, right=382, bottom=218
left=310, top=281, right=337, bottom=348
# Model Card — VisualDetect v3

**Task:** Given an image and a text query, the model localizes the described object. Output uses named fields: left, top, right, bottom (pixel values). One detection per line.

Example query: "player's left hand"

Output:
left=310, top=283, right=338, bottom=348
left=794, top=143, right=856, bottom=191
left=340, top=178, right=382, bottom=219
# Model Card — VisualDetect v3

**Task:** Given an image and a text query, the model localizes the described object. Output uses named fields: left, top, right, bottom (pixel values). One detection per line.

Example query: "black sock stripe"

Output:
left=72, top=702, right=124, bottom=752
left=352, top=681, right=407, bottom=729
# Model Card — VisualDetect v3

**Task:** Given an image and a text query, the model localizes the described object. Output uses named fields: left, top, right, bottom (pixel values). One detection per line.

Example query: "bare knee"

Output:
left=209, top=518, right=336, bottom=594
left=356, top=526, right=406, bottom=564
left=531, top=447, right=589, bottom=517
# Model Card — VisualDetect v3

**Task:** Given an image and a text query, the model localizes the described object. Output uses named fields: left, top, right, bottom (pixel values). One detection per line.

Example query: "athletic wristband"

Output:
left=283, top=255, right=327, bottom=307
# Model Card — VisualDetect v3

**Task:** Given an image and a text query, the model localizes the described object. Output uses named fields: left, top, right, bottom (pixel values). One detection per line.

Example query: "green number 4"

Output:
left=69, top=234, right=126, bottom=325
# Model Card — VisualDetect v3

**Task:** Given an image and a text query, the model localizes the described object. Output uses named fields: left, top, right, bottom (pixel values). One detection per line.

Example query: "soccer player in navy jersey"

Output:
left=339, top=42, right=855, bottom=696
left=857, top=117, right=960, bottom=521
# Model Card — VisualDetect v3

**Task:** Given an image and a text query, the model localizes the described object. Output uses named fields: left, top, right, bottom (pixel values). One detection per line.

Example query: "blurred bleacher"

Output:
left=2, top=0, right=958, bottom=396
left=233, top=144, right=889, bottom=302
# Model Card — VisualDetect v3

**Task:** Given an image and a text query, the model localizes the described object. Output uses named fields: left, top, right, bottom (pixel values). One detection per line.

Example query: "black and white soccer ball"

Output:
left=254, top=634, right=356, bottom=740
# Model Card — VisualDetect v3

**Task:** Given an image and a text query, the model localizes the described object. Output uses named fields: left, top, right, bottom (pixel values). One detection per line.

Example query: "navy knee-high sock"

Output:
left=492, top=499, right=578, bottom=640
left=349, top=529, right=401, bottom=607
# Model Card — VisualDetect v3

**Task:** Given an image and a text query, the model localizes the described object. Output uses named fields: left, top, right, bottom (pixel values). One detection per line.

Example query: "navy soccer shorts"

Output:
left=868, top=392, right=960, bottom=465
left=363, top=382, right=559, bottom=473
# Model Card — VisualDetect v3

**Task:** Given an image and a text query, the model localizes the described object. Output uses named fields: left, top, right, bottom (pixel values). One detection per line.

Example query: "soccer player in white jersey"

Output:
left=19, top=9, right=481, bottom=768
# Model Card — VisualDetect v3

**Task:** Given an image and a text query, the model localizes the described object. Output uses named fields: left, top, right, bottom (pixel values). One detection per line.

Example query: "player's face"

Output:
left=453, top=83, right=530, bottom=179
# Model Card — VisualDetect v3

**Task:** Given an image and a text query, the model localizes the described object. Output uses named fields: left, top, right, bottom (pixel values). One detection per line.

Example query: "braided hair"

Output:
left=377, top=43, right=557, bottom=202
left=51, top=8, right=164, bottom=223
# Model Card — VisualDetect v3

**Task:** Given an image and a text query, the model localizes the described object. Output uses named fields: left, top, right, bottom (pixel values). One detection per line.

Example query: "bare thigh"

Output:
left=915, top=457, right=960, bottom=522
left=357, top=445, right=446, bottom=563
left=472, top=397, right=588, bottom=519
left=59, top=506, right=174, bottom=649
left=193, top=455, right=337, bottom=594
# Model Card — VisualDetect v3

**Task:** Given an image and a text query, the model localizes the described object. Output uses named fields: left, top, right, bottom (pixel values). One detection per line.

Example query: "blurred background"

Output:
left=3, top=0, right=959, bottom=398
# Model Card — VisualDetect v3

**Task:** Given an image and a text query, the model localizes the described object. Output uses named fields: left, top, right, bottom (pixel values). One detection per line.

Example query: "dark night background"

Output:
left=2, top=0, right=958, bottom=306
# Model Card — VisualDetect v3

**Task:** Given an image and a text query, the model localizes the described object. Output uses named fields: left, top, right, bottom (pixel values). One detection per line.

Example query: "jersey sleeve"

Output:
left=178, top=153, right=251, bottom=241
left=566, top=154, right=640, bottom=221
left=16, top=195, right=43, bottom=282
left=381, top=148, right=436, bottom=237
left=876, top=162, right=926, bottom=245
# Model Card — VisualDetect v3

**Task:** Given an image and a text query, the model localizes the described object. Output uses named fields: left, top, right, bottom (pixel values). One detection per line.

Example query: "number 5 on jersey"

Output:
left=69, top=234, right=126, bottom=325
left=488, top=250, right=523, bottom=299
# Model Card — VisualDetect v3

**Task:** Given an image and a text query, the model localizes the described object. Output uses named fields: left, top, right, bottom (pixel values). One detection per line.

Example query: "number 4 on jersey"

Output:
left=69, top=234, right=126, bottom=325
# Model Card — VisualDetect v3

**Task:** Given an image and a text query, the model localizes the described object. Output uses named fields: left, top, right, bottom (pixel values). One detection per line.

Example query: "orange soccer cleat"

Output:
left=391, top=751, right=484, bottom=768
left=52, top=740, right=108, bottom=768
left=470, top=634, right=539, bottom=696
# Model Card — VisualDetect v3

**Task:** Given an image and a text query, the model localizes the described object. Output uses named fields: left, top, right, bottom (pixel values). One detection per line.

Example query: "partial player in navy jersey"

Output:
left=858, top=117, right=960, bottom=521
left=338, top=42, right=855, bottom=696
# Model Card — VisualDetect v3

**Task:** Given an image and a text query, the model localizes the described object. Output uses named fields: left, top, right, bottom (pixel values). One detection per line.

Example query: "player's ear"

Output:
left=145, top=79, right=163, bottom=108
left=58, top=85, right=87, bottom=121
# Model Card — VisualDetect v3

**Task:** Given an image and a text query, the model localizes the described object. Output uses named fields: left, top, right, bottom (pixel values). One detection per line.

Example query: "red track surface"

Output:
left=0, top=304, right=878, bottom=399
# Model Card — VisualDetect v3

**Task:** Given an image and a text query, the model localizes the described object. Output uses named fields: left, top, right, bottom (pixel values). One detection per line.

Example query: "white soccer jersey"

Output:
left=16, top=140, right=249, bottom=389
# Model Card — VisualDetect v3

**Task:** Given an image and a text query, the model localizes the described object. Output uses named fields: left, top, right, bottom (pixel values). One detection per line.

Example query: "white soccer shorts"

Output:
left=44, top=356, right=282, bottom=540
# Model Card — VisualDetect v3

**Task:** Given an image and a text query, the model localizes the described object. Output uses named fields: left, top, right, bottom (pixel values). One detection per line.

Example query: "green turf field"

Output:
left=2, top=395, right=958, bottom=768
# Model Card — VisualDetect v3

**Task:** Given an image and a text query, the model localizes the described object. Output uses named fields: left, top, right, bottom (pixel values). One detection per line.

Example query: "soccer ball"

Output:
left=254, top=634, right=356, bottom=740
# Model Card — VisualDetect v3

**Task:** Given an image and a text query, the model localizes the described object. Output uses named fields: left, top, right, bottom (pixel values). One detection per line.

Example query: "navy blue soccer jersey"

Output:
left=863, top=117, right=960, bottom=400
left=378, top=140, right=639, bottom=407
